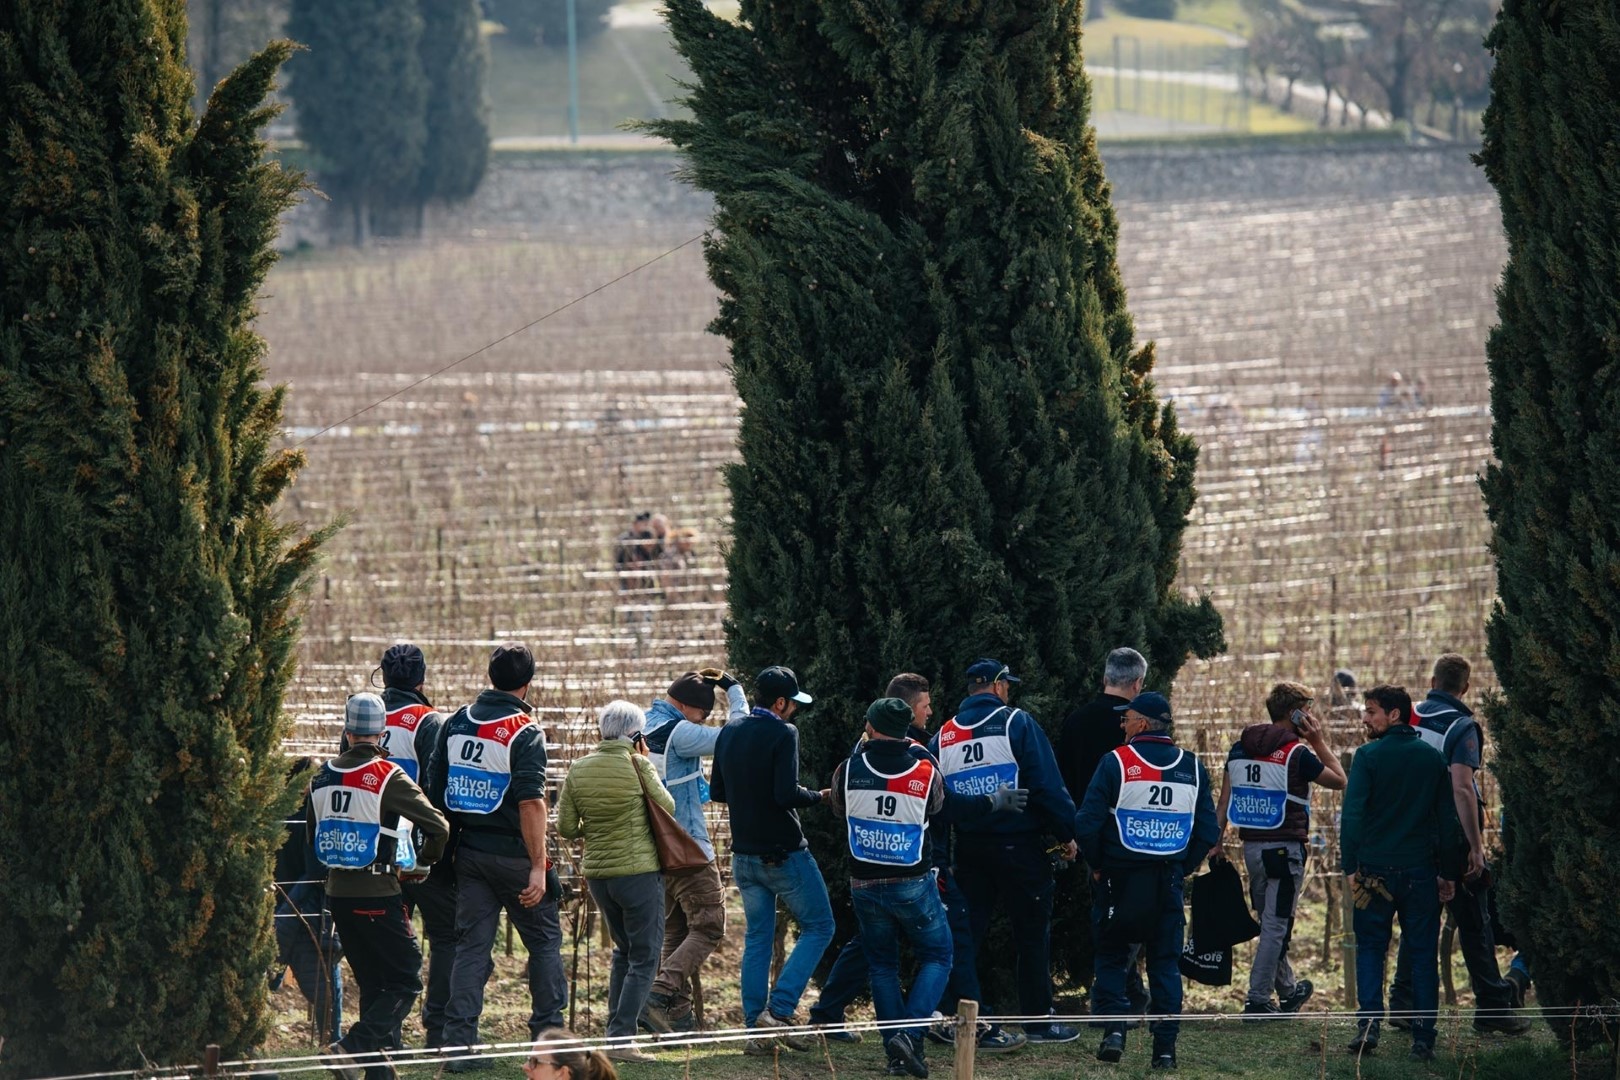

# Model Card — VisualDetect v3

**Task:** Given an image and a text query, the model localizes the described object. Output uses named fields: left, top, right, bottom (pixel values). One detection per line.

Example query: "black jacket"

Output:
left=1058, top=692, right=1130, bottom=805
left=711, top=707, right=822, bottom=856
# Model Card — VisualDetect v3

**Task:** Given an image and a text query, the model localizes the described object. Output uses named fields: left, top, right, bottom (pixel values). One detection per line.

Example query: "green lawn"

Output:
left=486, top=27, right=688, bottom=139
left=263, top=1021, right=1603, bottom=1080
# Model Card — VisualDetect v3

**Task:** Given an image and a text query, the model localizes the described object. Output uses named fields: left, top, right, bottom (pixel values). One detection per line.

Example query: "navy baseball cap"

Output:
left=1116, top=691, right=1172, bottom=724
left=756, top=666, right=812, bottom=706
left=966, top=658, right=1020, bottom=685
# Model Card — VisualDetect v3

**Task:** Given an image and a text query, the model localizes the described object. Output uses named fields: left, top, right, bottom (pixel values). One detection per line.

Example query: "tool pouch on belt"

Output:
left=1261, top=845, right=1296, bottom=918
left=1352, top=873, right=1392, bottom=910
left=1099, top=865, right=1171, bottom=942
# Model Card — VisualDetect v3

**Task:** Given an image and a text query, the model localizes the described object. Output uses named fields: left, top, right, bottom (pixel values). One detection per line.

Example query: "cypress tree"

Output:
left=0, top=4, right=322, bottom=1075
left=418, top=0, right=491, bottom=207
left=654, top=0, right=1223, bottom=985
left=284, top=0, right=427, bottom=243
left=1478, top=0, right=1620, bottom=1039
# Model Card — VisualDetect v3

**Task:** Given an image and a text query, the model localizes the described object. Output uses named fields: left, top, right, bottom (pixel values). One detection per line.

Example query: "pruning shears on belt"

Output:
left=1351, top=872, right=1393, bottom=909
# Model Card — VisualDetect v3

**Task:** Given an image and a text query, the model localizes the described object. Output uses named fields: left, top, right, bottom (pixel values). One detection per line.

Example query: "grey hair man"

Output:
left=1059, top=648, right=1148, bottom=802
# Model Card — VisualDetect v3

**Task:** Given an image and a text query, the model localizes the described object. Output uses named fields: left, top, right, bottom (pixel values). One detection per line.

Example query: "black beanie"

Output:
left=381, top=643, right=426, bottom=689
left=667, top=672, right=716, bottom=713
left=489, top=643, right=536, bottom=692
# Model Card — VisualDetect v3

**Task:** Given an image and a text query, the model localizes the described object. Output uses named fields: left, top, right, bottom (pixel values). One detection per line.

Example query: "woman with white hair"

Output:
left=556, top=700, right=674, bottom=1064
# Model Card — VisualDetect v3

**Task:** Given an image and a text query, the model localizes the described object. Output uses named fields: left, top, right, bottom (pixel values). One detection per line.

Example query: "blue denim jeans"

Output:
left=1353, top=865, right=1441, bottom=1047
left=733, top=849, right=836, bottom=1025
left=851, top=875, right=955, bottom=1045
left=808, top=934, right=869, bottom=1025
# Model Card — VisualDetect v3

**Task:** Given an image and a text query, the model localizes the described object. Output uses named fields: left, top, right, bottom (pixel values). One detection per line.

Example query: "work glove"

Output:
left=987, top=783, right=1029, bottom=814
left=1351, top=873, right=1393, bottom=910
left=698, top=667, right=738, bottom=690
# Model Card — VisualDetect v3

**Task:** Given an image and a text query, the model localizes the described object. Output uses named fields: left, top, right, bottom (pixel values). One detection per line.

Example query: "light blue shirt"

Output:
left=646, top=684, right=747, bottom=862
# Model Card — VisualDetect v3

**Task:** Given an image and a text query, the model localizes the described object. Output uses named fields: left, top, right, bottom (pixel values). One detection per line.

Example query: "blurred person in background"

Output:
left=640, top=668, right=748, bottom=1034
left=375, top=643, right=458, bottom=1048
left=712, top=665, right=835, bottom=1055
left=311, top=693, right=450, bottom=1080
left=1387, top=654, right=1530, bottom=1035
left=425, top=644, right=566, bottom=1070
left=1076, top=692, right=1218, bottom=1071
left=1339, top=684, right=1461, bottom=1063
left=556, top=701, right=671, bottom=1065
left=1213, top=681, right=1345, bottom=1019
left=932, top=659, right=1079, bottom=1045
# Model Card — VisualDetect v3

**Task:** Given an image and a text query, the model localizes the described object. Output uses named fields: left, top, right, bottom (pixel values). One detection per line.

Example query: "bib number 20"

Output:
left=1146, top=785, right=1175, bottom=806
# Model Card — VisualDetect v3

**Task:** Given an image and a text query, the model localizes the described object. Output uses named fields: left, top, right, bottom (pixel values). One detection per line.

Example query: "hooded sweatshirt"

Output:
left=1224, top=722, right=1325, bottom=842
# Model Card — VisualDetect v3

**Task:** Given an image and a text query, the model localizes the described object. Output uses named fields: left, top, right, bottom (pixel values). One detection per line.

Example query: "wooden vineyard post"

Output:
left=203, top=1045, right=221, bottom=1080
left=1441, top=923, right=1457, bottom=1005
left=953, top=1000, right=978, bottom=1079
left=1339, top=750, right=1357, bottom=1009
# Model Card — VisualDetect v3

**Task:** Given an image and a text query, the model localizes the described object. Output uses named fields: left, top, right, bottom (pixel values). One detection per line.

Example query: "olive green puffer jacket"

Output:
left=557, top=740, right=674, bottom=879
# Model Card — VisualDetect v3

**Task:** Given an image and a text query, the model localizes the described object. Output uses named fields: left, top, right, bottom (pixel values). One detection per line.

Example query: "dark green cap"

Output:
left=865, top=697, right=914, bottom=739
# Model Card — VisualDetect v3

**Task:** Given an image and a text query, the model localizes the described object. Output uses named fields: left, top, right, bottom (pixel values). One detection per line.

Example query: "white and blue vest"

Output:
left=380, top=703, right=433, bottom=783
left=309, top=758, right=415, bottom=871
left=845, top=751, right=935, bottom=868
left=935, top=706, right=1019, bottom=799
left=444, top=710, right=533, bottom=815
left=1225, top=742, right=1309, bottom=831
left=1111, top=744, right=1201, bottom=856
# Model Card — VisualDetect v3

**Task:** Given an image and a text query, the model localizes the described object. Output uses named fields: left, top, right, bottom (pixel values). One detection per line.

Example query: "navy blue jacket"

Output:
left=931, top=693, right=1076, bottom=842
left=1075, top=734, right=1219, bottom=872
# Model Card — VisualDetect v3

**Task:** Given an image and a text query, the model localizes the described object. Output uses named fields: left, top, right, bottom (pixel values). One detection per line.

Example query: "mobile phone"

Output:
left=1289, top=708, right=1310, bottom=727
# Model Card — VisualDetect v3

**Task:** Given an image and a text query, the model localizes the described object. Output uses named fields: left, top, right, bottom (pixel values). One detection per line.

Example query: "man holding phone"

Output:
left=1213, top=682, right=1346, bottom=1018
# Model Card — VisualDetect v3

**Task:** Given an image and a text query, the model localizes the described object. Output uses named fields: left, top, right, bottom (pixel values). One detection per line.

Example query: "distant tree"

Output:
left=285, top=0, right=427, bottom=243
left=1478, top=0, right=1620, bottom=1045
left=0, top=2, right=323, bottom=1075
left=188, top=0, right=288, bottom=105
left=653, top=0, right=1223, bottom=990
left=491, top=0, right=613, bottom=48
left=418, top=0, right=491, bottom=209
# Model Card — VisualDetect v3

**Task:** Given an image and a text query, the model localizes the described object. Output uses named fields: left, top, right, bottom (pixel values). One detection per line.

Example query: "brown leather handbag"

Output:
left=634, top=759, right=711, bottom=874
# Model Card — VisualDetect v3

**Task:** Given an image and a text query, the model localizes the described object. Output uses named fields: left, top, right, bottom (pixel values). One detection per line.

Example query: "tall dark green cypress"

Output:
left=284, top=0, right=427, bottom=242
left=1478, top=0, right=1620, bottom=1037
left=418, top=0, right=491, bottom=207
left=654, top=0, right=1222, bottom=984
left=0, top=3, right=323, bottom=1075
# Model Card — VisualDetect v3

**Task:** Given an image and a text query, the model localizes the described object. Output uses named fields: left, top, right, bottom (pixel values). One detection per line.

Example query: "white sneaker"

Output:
left=605, top=1045, right=658, bottom=1064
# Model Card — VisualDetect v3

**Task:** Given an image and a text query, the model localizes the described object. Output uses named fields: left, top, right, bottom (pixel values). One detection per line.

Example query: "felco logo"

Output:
left=939, top=728, right=960, bottom=747
left=495, top=727, right=510, bottom=740
left=362, top=772, right=381, bottom=789
left=908, top=779, right=927, bottom=795
left=1126, top=765, right=1143, bottom=778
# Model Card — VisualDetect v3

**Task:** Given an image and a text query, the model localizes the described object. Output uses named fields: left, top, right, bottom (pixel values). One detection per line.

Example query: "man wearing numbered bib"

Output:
left=930, top=658, right=1079, bottom=1044
left=1212, top=682, right=1345, bottom=1020
left=310, top=693, right=450, bottom=1080
left=375, top=643, right=458, bottom=1048
left=831, top=698, right=952, bottom=1079
left=424, top=643, right=566, bottom=1068
left=1075, top=692, right=1218, bottom=1071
